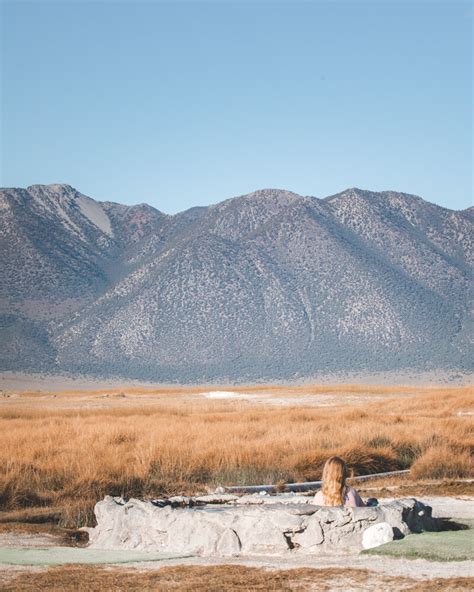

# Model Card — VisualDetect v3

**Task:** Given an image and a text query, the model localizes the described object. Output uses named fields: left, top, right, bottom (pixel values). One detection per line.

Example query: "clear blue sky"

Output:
left=1, top=0, right=472, bottom=212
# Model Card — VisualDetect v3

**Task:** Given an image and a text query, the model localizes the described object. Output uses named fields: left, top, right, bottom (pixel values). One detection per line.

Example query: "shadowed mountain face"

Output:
left=0, top=184, right=471, bottom=381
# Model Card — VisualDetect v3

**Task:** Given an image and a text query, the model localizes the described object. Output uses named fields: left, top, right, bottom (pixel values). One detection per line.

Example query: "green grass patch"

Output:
left=0, top=547, right=193, bottom=566
left=364, top=529, right=474, bottom=562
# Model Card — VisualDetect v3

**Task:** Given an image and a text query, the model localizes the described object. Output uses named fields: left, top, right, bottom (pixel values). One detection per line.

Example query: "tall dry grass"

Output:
left=0, top=386, right=472, bottom=526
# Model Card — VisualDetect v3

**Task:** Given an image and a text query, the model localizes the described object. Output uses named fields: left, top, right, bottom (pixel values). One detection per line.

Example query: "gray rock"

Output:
left=362, top=522, right=394, bottom=549
left=292, top=515, right=324, bottom=551
left=193, top=494, right=239, bottom=504
left=216, top=528, right=241, bottom=556
left=230, top=510, right=290, bottom=555
left=168, top=496, right=190, bottom=505
left=88, top=496, right=438, bottom=557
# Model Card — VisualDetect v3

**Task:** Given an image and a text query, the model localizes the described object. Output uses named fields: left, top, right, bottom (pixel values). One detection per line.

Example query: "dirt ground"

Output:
left=2, top=370, right=472, bottom=393
left=0, top=384, right=422, bottom=411
left=1, top=551, right=473, bottom=591
left=0, top=495, right=473, bottom=591
left=1, top=564, right=474, bottom=592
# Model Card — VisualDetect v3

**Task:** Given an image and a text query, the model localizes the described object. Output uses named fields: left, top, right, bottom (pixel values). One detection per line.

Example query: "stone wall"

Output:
left=87, top=495, right=439, bottom=556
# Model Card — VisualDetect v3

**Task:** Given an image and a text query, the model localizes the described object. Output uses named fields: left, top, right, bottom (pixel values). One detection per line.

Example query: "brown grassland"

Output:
left=0, top=384, right=472, bottom=528
left=2, top=565, right=474, bottom=592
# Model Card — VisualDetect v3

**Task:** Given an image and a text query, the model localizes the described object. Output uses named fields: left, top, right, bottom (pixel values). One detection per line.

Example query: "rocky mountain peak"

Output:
left=0, top=183, right=471, bottom=382
left=27, top=183, right=77, bottom=199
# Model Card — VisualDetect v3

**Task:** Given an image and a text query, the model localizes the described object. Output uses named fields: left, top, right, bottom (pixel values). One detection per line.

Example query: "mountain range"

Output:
left=0, top=183, right=472, bottom=382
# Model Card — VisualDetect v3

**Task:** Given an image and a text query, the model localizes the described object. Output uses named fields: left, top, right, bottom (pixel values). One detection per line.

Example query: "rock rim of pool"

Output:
left=87, top=494, right=441, bottom=556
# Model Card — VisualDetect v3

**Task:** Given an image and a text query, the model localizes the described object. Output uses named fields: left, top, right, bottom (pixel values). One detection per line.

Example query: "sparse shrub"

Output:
left=108, top=431, right=137, bottom=445
left=394, top=442, right=422, bottom=468
left=291, top=451, right=327, bottom=481
left=343, top=409, right=369, bottom=421
left=410, top=446, right=472, bottom=480
left=367, top=436, right=393, bottom=449
left=341, top=447, right=401, bottom=476
left=420, top=433, right=445, bottom=451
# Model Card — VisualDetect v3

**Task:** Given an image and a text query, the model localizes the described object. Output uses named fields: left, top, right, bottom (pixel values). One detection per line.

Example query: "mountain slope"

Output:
left=0, top=184, right=471, bottom=381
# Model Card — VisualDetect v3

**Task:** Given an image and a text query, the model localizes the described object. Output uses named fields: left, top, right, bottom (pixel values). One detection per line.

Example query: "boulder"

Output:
left=362, top=522, right=394, bottom=549
left=292, top=515, right=324, bottom=551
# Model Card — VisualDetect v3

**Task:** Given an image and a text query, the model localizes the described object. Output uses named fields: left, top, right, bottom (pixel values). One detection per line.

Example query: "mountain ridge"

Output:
left=1, top=183, right=471, bottom=382
left=2, top=183, right=468, bottom=214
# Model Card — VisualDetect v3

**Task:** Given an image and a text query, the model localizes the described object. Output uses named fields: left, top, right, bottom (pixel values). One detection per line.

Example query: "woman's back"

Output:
left=313, top=485, right=365, bottom=507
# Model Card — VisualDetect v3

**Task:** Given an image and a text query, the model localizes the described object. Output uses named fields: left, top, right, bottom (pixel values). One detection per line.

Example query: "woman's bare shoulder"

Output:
left=345, top=486, right=365, bottom=506
left=312, top=490, right=325, bottom=505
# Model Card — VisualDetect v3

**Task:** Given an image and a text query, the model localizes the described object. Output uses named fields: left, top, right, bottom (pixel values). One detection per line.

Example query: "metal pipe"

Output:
left=224, top=469, right=410, bottom=494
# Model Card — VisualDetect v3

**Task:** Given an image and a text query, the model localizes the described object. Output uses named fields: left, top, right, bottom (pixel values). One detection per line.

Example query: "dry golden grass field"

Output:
left=0, top=384, right=472, bottom=528
left=2, top=564, right=474, bottom=592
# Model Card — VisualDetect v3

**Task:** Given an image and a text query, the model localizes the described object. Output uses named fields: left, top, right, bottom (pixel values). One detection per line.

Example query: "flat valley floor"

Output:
left=0, top=380, right=472, bottom=591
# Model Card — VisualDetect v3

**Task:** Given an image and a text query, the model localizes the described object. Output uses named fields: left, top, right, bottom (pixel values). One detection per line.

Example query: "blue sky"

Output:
left=1, top=0, right=472, bottom=212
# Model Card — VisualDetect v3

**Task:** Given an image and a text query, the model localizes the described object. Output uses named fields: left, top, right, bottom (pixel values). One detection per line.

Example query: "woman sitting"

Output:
left=312, top=456, right=365, bottom=507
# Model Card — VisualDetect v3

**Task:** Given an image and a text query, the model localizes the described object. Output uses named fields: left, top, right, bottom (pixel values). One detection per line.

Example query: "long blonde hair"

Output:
left=321, top=456, right=347, bottom=506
